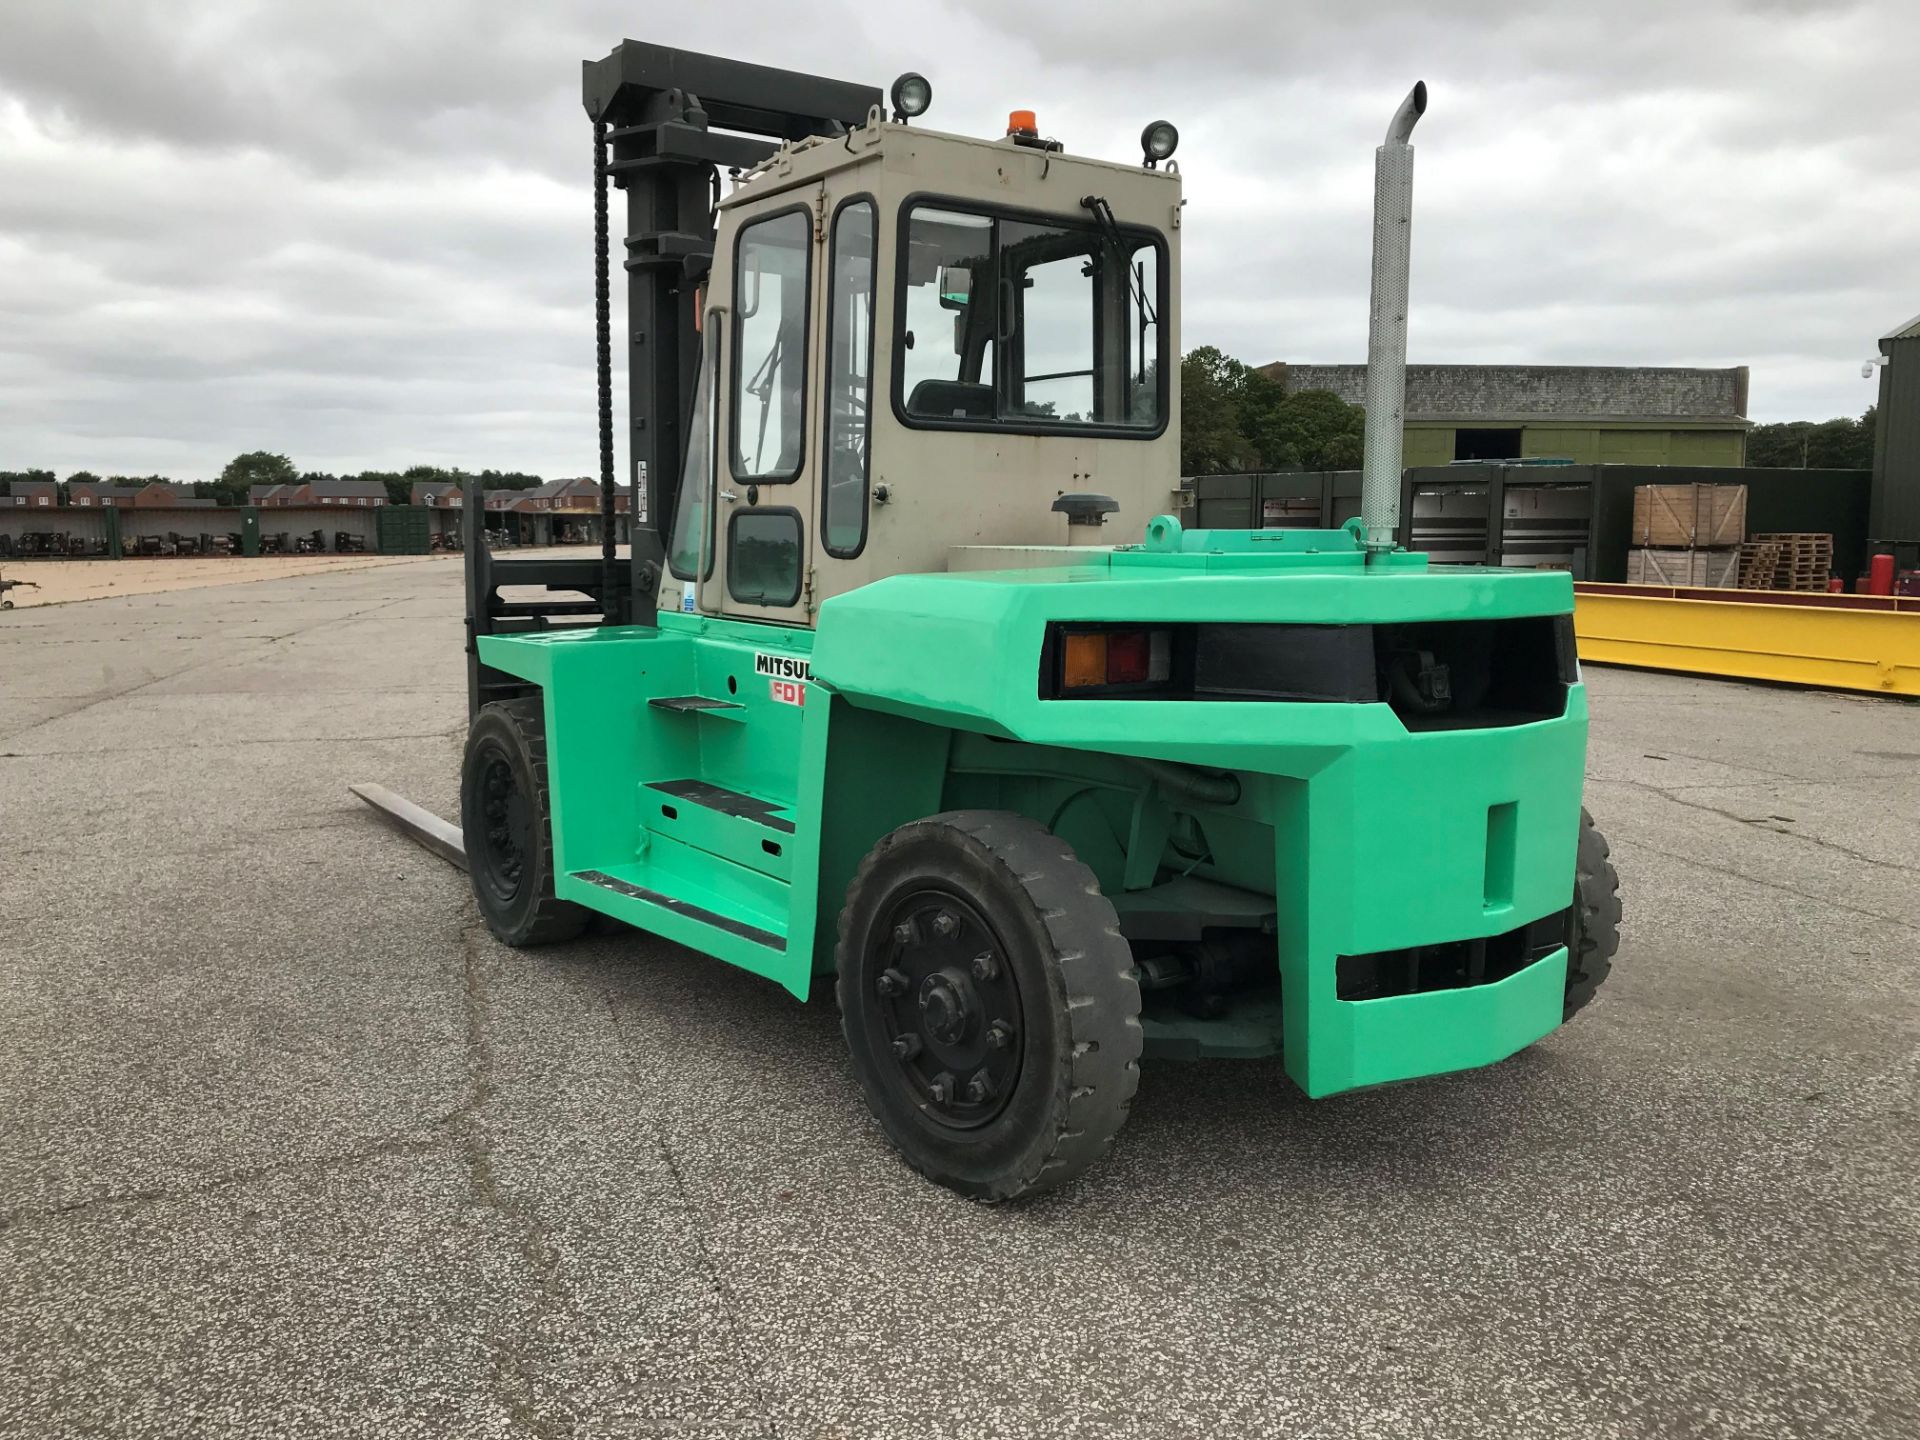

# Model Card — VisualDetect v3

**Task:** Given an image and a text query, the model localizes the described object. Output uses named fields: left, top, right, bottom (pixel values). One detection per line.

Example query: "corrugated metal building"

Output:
left=1261, top=362, right=1750, bottom=467
left=1870, top=311, right=1920, bottom=558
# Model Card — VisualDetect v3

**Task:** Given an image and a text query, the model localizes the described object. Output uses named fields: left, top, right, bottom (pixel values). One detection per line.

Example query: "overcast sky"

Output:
left=3, top=0, right=1915, bottom=480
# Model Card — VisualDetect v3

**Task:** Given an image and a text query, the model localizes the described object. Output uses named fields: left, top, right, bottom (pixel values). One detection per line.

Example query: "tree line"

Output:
left=1180, top=348, right=1366, bottom=477
left=1743, top=409, right=1877, bottom=470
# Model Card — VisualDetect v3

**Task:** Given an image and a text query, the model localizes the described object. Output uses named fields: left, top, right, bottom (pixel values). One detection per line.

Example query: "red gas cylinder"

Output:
left=1827, top=576, right=1846, bottom=593
left=1867, top=553, right=1896, bottom=597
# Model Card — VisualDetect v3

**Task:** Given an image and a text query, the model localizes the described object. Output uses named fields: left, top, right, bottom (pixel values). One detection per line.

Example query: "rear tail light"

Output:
left=1059, top=627, right=1172, bottom=693
left=1040, top=617, right=1570, bottom=720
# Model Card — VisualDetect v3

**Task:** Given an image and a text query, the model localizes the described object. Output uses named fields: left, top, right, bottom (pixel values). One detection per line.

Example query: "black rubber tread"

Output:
left=461, top=697, right=590, bottom=947
left=1564, top=806, right=1622, bottom=1020
left=836, top=809, right=1143, bottom=1203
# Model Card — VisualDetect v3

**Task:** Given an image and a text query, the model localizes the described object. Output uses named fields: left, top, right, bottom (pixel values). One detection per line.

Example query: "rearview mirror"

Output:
left=937, top=266, right=971, bottom=311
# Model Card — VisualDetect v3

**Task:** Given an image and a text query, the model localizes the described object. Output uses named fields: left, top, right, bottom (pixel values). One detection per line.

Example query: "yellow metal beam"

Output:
left=1574, top=590, right=1920, bottom=697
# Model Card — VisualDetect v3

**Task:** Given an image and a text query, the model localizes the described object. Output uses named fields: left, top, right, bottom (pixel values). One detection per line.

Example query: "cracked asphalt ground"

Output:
left=3, top=561, right=1918, bottom=1440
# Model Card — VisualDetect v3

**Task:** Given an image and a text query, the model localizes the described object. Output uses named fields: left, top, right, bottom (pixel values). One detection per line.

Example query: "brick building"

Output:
left=64, top=481, right=205, bottom=507
left=484, top=478, right=629, bottom=514
left=309, top=481, right=388, bottom=507
left=250, top=481, right=389, bottom=507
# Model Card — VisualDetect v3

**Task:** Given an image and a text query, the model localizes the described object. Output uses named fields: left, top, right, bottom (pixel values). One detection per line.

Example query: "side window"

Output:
left=727, top=510, right=803, bottom=607
left=731, top=209, right=810, bottom=481
left=1004, top=220, right=1095, bottom=422
left=899, top=208, right=995, bottom=420
left=1124, top=242, right=1160, bottom=429
left=896, top=203, right=1165, bottom=434
left=823, top=199, right=875, bottom=558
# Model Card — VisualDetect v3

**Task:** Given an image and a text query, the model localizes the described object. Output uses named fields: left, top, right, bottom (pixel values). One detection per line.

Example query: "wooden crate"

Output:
left=1627, top=547, right=1740, bottom=588
left=1632, top=484, right=1748, bottom=548
left=1750, top=532, right=1833, bottom=592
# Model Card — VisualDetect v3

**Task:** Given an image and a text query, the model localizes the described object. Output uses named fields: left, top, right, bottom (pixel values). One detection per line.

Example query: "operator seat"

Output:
left=907, top=379, right=993, bottom=419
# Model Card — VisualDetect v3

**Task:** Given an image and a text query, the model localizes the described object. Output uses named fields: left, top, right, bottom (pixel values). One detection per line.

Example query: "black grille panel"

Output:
left=1336, top=910, right=1568, bottom=1001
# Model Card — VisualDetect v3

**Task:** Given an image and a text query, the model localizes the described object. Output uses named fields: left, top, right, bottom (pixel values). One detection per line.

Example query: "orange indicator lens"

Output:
left=1062, top=631, right=1107, bottom=688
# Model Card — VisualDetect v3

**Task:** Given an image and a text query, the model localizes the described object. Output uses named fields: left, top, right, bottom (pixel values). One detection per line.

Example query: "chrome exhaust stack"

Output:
left=1360, top=81, right=1426, bottom=556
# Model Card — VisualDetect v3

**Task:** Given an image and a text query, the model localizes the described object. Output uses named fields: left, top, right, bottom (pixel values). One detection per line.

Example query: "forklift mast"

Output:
left=464, top=42, right=881, bottom=717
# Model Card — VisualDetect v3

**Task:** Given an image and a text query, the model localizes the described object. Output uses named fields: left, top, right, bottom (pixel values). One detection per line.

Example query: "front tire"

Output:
left=836, top=811, right=1142, bottom=1202
left=460, top=698, right=588, bottom=947
left=1564, top=807, right=1622, bottom=1019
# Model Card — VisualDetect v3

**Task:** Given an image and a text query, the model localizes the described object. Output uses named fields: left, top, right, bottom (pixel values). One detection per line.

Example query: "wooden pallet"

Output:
left=1750, top=532, right=1833, bottom=592
left=1736, top=540, right=1782, bottom=589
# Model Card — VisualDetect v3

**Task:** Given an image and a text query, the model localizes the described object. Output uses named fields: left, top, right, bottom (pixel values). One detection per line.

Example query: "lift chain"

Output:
left=594, top=118, right=620, bottom=622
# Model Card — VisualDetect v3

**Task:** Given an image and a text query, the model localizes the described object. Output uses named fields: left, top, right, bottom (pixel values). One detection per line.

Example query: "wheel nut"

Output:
left=891, top=921, right=914, bottom=946
left=987, top=1020, right=1014, bottom=1050
left=876, top=967, right=908, bottom=997
left=965, top=1070, right=996, bottom=1103
left=891, top=1033, right=922, bottom=1060
left=929, top=1072, right=955, bottom=1104
left=931, top=911, right=958, bottom=938
left=970, top=951, right=998, bottom=981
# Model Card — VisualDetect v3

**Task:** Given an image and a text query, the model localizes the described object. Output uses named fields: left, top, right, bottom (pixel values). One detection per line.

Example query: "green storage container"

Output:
left=377, top=506, right=433, bottom=555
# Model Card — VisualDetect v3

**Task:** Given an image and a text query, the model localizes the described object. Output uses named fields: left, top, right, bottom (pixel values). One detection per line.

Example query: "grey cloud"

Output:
left=2, top=0, right=1915, bottom=480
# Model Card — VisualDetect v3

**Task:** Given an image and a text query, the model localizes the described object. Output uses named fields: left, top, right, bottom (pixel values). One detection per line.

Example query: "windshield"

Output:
left=897, top=203, right=1162, bottom=433
left=667, top=325, right=718, bottom=582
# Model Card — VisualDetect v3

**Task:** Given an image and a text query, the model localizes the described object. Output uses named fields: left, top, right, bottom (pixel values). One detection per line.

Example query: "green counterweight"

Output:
left=478, top=519, right=1591, bottom=1102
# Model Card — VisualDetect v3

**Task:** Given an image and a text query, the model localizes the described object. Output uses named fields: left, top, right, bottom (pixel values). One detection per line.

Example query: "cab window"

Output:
left=896, top=202, right=1164, bottom=435
left=823, top=198, right=876, bottom=557
left=732, top=208, right=811, bottom=481
left=666, top=327, right=720, bottom=581
left=727, top=509, right=803, bottom=607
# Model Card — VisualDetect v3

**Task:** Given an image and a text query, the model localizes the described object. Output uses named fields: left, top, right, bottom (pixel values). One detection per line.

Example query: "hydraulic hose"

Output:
left=1131, top=757, right=1242, bottom=808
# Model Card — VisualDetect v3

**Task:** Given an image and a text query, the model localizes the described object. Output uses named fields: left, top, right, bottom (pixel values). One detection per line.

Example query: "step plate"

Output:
left=648, top=695, right=743, bottom=714
left=646, top=778, right=796, bottom=834
left=575, top=869, right=786, bottom=950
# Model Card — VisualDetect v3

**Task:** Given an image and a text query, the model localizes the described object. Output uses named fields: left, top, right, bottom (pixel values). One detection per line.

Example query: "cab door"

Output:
left=710, top=189, right=822, bottom=627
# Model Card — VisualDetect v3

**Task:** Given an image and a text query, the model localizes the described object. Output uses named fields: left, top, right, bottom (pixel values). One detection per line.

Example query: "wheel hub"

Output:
left=473, top=746, right=531, bottom=902
left=918, top=970, right=976, bottom=1046
left=870, top=891, right=1022, bottom=1129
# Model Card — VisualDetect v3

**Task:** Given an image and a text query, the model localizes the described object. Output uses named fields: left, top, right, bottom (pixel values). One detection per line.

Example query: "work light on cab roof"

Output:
left=1141, top=119, right=1179, bottom=167
left=890, top=71, right=931, bottom=122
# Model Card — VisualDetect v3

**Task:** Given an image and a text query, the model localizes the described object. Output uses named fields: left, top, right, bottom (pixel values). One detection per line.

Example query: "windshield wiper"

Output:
left=1080, top=195, right=1156, bottom=327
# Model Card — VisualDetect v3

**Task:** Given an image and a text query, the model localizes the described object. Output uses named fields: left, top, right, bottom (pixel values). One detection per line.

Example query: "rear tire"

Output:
left=1564, top=807, right=1622, bottom=1019
left=836, top=811, right=1142, bottom=1202
left=460, top=697, right=589, bottom=947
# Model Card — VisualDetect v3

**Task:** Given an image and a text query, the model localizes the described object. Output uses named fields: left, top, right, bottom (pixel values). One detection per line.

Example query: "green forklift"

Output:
left=358, top=42, right=1621, bottom=1201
